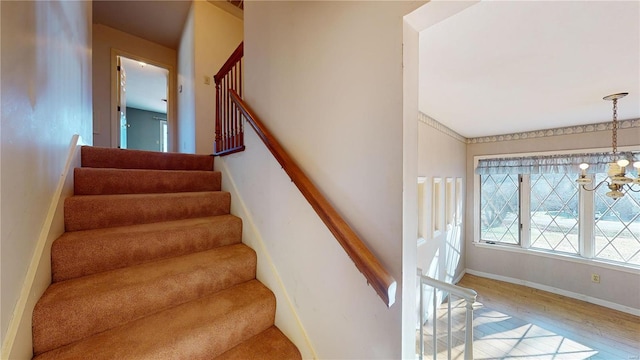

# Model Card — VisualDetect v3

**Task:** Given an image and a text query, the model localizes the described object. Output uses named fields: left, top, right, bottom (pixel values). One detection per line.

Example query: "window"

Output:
left=476, top=151, right=640, bottom=268
left=593, top=174, right=640, bottom=264
left=480, top=173, right=519, bottom=245
left=530, top=173, right=579, bottom=254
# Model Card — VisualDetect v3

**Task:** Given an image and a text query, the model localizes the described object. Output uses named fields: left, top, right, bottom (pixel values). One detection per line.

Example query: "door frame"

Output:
left=110, top=48, right=176, bottom=151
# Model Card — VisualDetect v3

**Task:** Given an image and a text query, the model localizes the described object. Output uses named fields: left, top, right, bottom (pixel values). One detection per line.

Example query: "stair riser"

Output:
left=74, top=168, right=222, bottom=195
left=215, top=326, right=302, bottom=360
left=33, top=246, right=257, bottom=355
left=81, top=146, right=214, bottom=171
left=64, top=192, right=231, bottom=231
left=33, top=281, right=276, bottom=360
left=52, top=216, right=242, bottom=282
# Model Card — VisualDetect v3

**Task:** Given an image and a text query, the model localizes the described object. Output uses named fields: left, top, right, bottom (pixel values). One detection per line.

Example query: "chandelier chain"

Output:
left=612, top=98, right=618, bottom=157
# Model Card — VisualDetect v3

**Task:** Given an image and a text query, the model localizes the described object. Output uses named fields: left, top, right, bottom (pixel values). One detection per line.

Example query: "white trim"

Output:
left=465, top=268, right=640, bottom=317
left=453, top=269, right=467, bottom=285
left=418, top=112, right=466, bottom=144
left=216, top=158, right=318, bottom=360
left=468, top=118, right=640, bottom=144
left=519, top=175, right=531, bottom=249
left=432, top=177, right=443, bottom=238
left=2, top=135, right=85, bottom=359
left=445, top=177, right=454, bottom=227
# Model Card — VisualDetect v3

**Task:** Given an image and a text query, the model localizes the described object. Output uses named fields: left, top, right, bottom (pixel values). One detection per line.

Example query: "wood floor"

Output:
left=418, top=274, right=640, bottom=360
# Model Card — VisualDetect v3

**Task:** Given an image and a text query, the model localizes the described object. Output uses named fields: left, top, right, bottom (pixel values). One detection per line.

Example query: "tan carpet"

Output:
left=32, top=146, right=301, bottom=360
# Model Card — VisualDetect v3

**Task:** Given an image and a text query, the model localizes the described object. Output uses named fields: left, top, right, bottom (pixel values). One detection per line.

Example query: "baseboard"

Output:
left=216, top=158, right=317, bottom=360
left=1, top=135, right=85, bottom=359
left=465, top=269, right=640, bottom=317
left=453, top=269, right=466, bottom=285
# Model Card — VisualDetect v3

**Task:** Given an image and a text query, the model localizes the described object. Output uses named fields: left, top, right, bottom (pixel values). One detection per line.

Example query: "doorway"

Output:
left=113, top=53, right=171, bottom=152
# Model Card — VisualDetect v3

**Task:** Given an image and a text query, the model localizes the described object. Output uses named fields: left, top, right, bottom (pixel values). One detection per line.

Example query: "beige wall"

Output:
left=223, top=1, right=422, bottom=358
left=1, top=0, right=92, bottom=350
left=465, top=126, right=640, bottom=311
left=177, top=1, right=243, bottom=155
left=92, top=24, right=177, bottom=149
left=193, top=1, right=243, bottom=154
left=177, top=4, right=196, bottom=153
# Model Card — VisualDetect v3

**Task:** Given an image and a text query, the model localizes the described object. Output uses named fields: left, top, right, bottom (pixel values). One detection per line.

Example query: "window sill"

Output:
left=473, top=241, right=640, bottom=275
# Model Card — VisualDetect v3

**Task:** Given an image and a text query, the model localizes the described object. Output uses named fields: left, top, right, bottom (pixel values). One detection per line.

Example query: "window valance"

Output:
left=475, top=152, right=639, bottom=175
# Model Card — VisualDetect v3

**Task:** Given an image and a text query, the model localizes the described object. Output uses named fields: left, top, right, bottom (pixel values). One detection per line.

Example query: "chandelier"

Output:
left=576, top=92, right=640, bottom=199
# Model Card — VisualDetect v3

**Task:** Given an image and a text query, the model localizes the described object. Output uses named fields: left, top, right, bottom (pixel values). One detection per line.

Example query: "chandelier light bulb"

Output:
left=617, top=159, right=630, bottom=168
left=578, top=163, right=589, bottom=177
left=634, top=161, right=640, bottom=169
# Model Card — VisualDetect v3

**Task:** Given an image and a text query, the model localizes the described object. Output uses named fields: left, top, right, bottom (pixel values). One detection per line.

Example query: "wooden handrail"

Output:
left=228, top=89, right=397, bottom=307
left=214, top=42, right=243, bottom=84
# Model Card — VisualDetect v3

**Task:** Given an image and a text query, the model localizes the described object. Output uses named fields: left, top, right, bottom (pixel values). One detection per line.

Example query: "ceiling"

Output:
left=120, top=57, right=168, bottom=114
left=417, top=0, right=640, bottom=139
left=93, top=0, right=191, bottom=49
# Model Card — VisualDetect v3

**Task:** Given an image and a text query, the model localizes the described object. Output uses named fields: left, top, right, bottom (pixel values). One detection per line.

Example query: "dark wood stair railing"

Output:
left=227, top=89, right=397, bottom=307
left=214, top=42, right=244, bottom=156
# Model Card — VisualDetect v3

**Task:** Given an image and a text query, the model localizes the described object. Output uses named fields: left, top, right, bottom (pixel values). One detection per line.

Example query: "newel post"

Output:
left=214, top=80, right=221, bottom=153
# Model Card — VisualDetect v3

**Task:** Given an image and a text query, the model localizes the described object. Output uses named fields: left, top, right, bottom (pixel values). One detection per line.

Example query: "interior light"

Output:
left=575, top=92, right=639, bottom=198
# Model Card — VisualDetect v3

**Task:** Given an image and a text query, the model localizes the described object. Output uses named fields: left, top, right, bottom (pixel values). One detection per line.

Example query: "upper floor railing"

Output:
left=214, top=42, right=244, bottom=156
left=418, top=270, right=477, bottom=360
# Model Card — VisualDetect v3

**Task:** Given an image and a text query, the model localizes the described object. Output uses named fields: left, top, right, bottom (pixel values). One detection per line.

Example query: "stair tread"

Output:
left=33, top=244, right=257, bottom=355
left=81, top=146, right=214, bottom=171
left=53, top=215, right=242, bottom=282
left=74, top=168, right=222, bottom=195
left=34, top=147, right=300, bottom=358
left=215, top=326, right=302, bottom=360
left=33, top=280, right=276, bottom=360
left=64, top=191, right=231, bottom=231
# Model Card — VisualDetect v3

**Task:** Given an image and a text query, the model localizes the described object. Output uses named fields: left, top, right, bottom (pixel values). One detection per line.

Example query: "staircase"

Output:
left=32, top=146, right=302, bottom=360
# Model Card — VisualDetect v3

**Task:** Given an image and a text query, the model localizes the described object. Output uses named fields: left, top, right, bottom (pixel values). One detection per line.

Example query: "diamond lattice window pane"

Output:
left=530, top=174, right=579, bottom=254
left=480, top=174, right=519, bottom=244
left=594, top=174, right=640, bottom=265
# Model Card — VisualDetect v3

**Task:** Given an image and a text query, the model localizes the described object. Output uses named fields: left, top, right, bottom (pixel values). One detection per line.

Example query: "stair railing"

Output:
left=418, top=269, right=477, bottom=360
left=226, top=89, right=397, bottom=307
left=214, top=42, right=244, bottom=156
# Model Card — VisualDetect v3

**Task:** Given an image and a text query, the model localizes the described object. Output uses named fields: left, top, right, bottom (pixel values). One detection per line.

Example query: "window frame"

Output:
left=473, top=146, right=640, bottom=271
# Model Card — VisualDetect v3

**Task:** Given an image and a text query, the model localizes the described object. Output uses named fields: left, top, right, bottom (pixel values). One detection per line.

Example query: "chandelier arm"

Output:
left=627, top=185, right=640, bottom=193
left=581, top=179, right=609, bottom=192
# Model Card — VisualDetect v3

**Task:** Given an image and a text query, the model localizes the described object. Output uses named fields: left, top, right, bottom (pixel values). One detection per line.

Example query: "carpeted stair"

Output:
left=32, top=146, right=302, bottom=360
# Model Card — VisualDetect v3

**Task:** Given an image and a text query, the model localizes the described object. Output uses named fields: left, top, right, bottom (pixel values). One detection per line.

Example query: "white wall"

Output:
left=417, top=119, right=467, bottom=283
left=222, top=2, right=422, bottom=358
left=0, top=0, right=92, bottom=348
left=465, top=126, right=640, bottom=311
left=193, top=1, right=243, bottom=155
left=178, top=4, right=196, bottom=154
left=92, top=24, right=176, bottom=149
left=401, top=18, right=420, bottom=360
